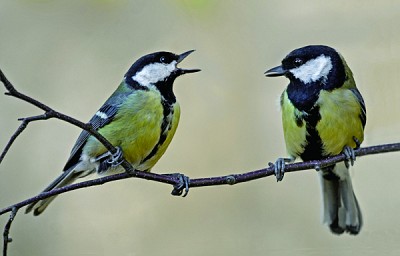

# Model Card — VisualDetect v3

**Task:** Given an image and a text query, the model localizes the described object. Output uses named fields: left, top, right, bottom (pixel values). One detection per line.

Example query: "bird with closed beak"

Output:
left=26, top=50, right=200, bottom=216
left=265, top=45, right=365, bottom=235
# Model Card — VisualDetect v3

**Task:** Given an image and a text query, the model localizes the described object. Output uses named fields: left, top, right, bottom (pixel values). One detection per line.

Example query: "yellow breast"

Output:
left=139, top=102, right=180, bottom=171
left=281, top=87, right=364, bottom=159
left=316, top=88, right=364, bottom=156
left=281, top=91, right=307, bottom=158
left=83, top=89, right=180, bottom=171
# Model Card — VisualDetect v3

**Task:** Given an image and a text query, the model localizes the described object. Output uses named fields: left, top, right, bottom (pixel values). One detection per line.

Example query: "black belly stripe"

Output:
left=141, top=99, right=174, bottom=163
left=299, top=106, right=325, bottom=161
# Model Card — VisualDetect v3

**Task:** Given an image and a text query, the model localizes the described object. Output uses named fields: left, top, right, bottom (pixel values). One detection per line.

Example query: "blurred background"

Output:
left=1, top=1, right=400, bottom=255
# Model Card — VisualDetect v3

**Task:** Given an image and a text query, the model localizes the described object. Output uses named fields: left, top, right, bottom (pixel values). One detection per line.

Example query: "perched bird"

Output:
left=265, top=45, right=365, bottom=235
left=26, top=50, right=200, bottom=215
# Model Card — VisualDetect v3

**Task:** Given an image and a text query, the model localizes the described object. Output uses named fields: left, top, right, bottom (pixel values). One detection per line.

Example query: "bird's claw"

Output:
left=273, top=158, right=286, bottom=182
left=270, top=157, right=294, bottom=182
left=343, top=145, right=356, bottom=168
left=168, top=173, right=190, bottom=197
left=106, top=147, right=124, bottom=167
left=95, top=147, right=124, bottom=169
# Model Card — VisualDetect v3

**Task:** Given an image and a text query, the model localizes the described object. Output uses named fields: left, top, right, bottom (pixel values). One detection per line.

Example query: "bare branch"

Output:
left=0, top=68, right=133, bottom=172
left=0, top=171, right=176, bottom=215
left=0, top=119, right=28, bottom=164
left=1, top=68, right=400, bottom=255
left=1, top=142, right=399, bottom=216
left=2, top=207, right=17, bottom=256
left=1, top=67, right=400, bottom=216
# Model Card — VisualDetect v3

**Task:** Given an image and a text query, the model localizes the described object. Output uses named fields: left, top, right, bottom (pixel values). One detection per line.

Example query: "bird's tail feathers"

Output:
left=319, top=162, right=362, bottom=235
left=25, top=169, right=80, bottom=216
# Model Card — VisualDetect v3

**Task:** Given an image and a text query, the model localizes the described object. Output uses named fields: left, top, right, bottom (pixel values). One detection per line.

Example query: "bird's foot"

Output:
left=164, top=173, right=190, bottom=197
left=108, top=147, right=124, bottom=167
left=269, top=158, right=293, bottom=182
left=342, top=145, right=356, bottom=168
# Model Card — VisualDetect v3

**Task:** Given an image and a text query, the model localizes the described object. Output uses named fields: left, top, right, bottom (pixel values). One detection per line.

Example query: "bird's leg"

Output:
left=95, top=147, right=124, bottom=167
left=94, top=147, right=125, bottom=174
left=353, top=136, right=361, bottom=149
left=94, top=151, right=111, bottom=162
left=163, top=173, right=190, bottom=197
left=94, top=149, right=112, bottom=161
left=269, top=157, right=294, bottom=182
left=342, top=145, right=356, bottom=168
left=107, top=147, right=124, bottom=167
left=342, top=136, right=361, bottom=168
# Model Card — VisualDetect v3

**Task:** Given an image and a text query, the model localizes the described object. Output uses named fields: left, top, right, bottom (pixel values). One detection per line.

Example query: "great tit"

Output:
left=265, top=45, right=365, bottom=235
left=26, top=50, right=200, bottom=216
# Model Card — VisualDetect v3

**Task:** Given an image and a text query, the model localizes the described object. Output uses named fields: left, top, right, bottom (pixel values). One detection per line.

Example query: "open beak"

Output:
left=176, top=50, right=201, bottom=74
left=264, top=65, right=286, bottom=77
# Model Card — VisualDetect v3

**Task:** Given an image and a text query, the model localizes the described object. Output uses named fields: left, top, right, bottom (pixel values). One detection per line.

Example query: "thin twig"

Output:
left=1, top=67, right=400, bottom=216
left=1, top=68, right=400, bottom=255
left=2, top=207, right=17, bottom=256
left=0, top=114, right=49, bottom=164
left=0, top=68, right=139, bottom=256
left=0, top=68, right=134, bottom=172
left=0, top=142, right=399, bottom=216
left=0, top=119, right=28, bottom=164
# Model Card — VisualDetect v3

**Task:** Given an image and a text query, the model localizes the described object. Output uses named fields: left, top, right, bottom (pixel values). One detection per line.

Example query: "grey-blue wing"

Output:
left=62, top=103, right=120, bottom=171
left=61, top=81, right=137, bottom=171
left=350, top=88, right=366, bottom=128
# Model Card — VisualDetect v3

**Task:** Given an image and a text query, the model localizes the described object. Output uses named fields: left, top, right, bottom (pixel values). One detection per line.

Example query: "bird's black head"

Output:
left=125, top=50, right=200, bottom=89
left=265, top=45, right=346, bottom=90
left=264, top=45, right=347, bottom=111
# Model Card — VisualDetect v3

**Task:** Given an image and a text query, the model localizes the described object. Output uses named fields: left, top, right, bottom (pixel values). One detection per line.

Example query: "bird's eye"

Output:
left=160, top=56, right=167, bottom=63
left=294, top=58, right=303, bottom=67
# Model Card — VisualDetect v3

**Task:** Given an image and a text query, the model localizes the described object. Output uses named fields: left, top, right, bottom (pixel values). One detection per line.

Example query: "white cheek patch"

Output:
left=290, top=55, right=332, bottom=84
left=132, top=61, right=177, bottom=87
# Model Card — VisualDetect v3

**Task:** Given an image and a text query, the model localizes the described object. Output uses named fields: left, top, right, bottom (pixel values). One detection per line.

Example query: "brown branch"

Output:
left=0, top=69, right=131, bottom=171
left=1, top=142, right=399, bottom=217
left=2, top=207, right=17, bottom=256
left=1, top=67, right=400, bottom=212
left=1, top=68, right=400, bottom=254
left=0, top=67, right=192, bottom=198
left=0, top=68, right=145, bottom=255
